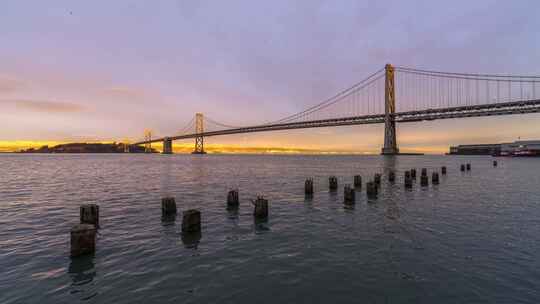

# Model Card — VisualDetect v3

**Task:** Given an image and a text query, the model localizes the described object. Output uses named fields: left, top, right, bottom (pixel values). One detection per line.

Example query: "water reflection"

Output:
left=253, top=217, right=270, bottom=233
left=181, top=231, right=202, bottom=249
left=226, top=207, right=239, bottom=223
left=69, top=255, right=96, bottom=286
left=68, top=254, right=98, bottom=300
left=161, top=214, right=176, bottom=224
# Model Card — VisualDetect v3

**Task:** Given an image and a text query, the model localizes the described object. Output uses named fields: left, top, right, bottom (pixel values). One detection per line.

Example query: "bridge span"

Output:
left=132, top=64, right=540, bottom=154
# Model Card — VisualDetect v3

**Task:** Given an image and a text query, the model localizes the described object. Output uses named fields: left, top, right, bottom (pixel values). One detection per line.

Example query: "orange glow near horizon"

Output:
left=0, top=140, right=449, bottom=154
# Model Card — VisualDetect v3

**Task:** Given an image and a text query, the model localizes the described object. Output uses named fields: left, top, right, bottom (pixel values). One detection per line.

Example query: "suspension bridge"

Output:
left=132, top=64, right=540, bottom=154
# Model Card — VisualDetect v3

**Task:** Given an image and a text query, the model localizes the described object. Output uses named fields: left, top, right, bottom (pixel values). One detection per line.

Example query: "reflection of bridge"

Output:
left=133, top=64, right=540, bottom=154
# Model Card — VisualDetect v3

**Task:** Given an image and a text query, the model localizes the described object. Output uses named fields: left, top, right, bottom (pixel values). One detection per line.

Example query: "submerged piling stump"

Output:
left=80, top=204, right=99, bottom=228
left=227, top=189, right=239, bottom=208
left=411, top=169, right=417, bottom=179
left=366, top=181, right=378, bottom=199
left=354, top=175, right=362, bottom=188
left=374, top=174, right=381, bottom=186
left=441, top=166, right=447, bottom=175
left=161, top=197, right=177, bottom=216
left=388, top=171, right=395, bottom=182
left=70, top=224, right=96, bottom=257
left=432, top=172, right=440, bottom=185
left=344, top=185, right=355, bottom=205
left=329, top=176, right=338, bottom=191
left=252, top=196, right=269, bottom=219
left=420, top=175, right=429, bottom=187
left=466, top=163, right=471, bottom=171
left=181, top=209, right=201, bottom=233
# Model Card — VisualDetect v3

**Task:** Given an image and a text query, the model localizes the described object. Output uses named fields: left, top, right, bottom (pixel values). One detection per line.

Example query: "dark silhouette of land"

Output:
left=19, top=143, right=156, bottom=153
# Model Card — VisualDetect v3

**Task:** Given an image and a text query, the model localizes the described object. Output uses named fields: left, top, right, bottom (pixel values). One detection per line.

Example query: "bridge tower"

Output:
left=144, top=130, right=152, bottom=153
left=192, top=113, right=206, bottom=154
left=381, top=63, right=399, bottom=155
left=162, top=137, right=173, bottom=154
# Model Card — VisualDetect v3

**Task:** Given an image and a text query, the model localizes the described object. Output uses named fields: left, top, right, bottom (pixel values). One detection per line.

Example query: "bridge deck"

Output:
left=133, top=99, right=540, bottom=145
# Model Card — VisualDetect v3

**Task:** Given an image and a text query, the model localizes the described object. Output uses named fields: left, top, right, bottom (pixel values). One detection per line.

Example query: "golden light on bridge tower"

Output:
left=144, top=129, right=152, bottom=153
left=381, top=63, right=399, bottom=155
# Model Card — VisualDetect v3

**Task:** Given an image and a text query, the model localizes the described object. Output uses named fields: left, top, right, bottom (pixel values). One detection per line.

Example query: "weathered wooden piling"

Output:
left=404, top=176, right=413, bottom=189
left=421, top=168, right=427, bottom=177
left=441, top=166, right=447, bottom=175
left=252, top=196, right=269, bottom=219
left=344, top=185, right=355, bottom=205
left=460, top=164, right=465, bottom=171
left=329, top=176, right=338, bottom=191
left=388, top=171, right=395, bottom=182
left=405, top=170, right=411, bottom=180
left=354, top=175, right=362, bottom=188
left=80, top=204, right=99, bottom=228
left=493, top=160, right=498, bottom=167
left=366, top=181, right=378, bottom=199
left=374, top=173, right=381, bottom=186
left=305, top=178, right=314, bottom=196
left=420, top=175, right=429, bottom=186
left=432, top=172, right=440, bottom=185
left=410, top=169, right=417, bottom=179
left=227, top=189, right=239, bottom=207
left=70, top=224, right=96, bottom=257
left=181, top=209, right=201, bottom=233
left=161, top=197, right=177, bottom=216
left=466, top=163, right=471, bottom=171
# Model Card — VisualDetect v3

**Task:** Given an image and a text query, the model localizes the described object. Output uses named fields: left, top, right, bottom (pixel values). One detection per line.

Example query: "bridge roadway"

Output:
left=134, top=99, right=540, bottom=145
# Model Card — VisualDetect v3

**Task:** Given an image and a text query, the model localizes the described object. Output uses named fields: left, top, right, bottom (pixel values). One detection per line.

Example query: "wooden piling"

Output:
left=80, top=204, right=99, bottom=228
left=466, top=163, right=471, bottom=171
left=70, top=224, right=96, bottom=257
left=181, top=209, right=201, bottom=233
left=227, top=189, right=239, bottom=207
left=421, top=168, right=427, bottom=177
left=354, top=175, right=362, bottom=188
left=493, top=160, right=498, bottom=167
left=410, top=169, right=417, bottom=179
left=404, top=176, right=413, bottom=189
left=305, top=178, right=314, bottom=196
left=432, top=172, right=440, bottom=185
left=441, top=166, right=447, bottom=175
left=374, top=173, right=381, bottom=186
left=161, top=197, right=177, bottom=216
left=420, top=175, right=429, bottom=186
left=388, top=171, right=395, bottom=182
left=344, top=185, right=355, bottom=205
left=329, top=176, right=338, bottom=191
left=366, top=181, right=378, bottom=199
left=460, top=164, right=465, bottom=171
left=252, top=196, right=269, bottom=219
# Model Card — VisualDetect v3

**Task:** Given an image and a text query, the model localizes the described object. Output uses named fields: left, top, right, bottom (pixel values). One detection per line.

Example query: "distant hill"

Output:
left=19, top=142, right=156, bottom=153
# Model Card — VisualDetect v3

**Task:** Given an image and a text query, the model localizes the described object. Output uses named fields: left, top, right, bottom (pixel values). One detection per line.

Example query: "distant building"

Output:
left=448, top=144, right=501, bottom=155
left=449, top=140, right=540, bottom=156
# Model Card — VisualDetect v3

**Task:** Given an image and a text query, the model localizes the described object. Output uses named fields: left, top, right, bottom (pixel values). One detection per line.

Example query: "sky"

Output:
left=1, top=0, right=540, bottom=153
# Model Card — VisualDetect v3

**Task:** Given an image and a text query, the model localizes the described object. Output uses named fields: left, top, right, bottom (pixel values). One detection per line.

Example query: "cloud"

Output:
left=0, top=76, right=25, bottom=93
left=100, top=86, right=153, bottom=101
left=0, top=99, right=85, bottom=113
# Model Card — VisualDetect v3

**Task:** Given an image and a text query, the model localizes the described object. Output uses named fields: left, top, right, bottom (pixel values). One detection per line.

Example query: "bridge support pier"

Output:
left=162, top=137, right=173, bottom=154
left=381, top=63, right=400, bottom=155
